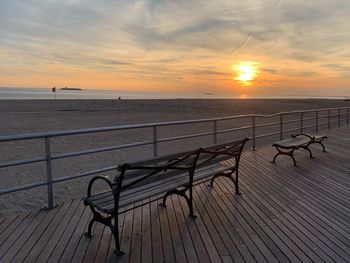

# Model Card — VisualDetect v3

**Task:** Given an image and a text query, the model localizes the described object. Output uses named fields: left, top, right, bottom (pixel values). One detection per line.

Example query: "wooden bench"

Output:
left=83, top=138, right=249, bottom=255
left=272, top=133, right=327, bottom=166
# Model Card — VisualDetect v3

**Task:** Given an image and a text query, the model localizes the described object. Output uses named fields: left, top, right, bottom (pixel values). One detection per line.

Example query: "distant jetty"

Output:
left=60, top=87, right=82, bottom=91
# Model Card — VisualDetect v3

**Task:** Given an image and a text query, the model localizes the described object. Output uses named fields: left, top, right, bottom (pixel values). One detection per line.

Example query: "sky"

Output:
left=1, top=0, right=350, bottom=97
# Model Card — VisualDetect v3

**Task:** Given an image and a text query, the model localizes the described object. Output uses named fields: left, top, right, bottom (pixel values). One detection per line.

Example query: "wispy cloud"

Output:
left=1, top=0, right=350, bottom=95
left=274, top=0, right=285, bottom=10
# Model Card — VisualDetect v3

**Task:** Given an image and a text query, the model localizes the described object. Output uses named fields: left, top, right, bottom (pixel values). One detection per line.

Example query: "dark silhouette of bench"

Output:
left=83, top=138, right=249, bottom=255
left=272, top=133, right=327, bottom=166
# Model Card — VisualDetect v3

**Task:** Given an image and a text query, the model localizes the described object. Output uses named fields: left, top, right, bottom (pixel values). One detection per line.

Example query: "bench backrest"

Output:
left=196, top=138, right=249, bottom=169
left=116, top=149, right=199, bottom=191
left=113, top=138, right=249, bottom=199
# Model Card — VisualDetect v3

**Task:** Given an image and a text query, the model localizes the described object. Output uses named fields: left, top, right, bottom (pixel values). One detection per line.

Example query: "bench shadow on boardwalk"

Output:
left=1, top=126, right=350, bottom=262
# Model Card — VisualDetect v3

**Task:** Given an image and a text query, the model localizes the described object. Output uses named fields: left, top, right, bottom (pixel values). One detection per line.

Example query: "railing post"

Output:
left=153, top=126, right=158, bottom=157
left=315, top=111, right=319, bottom=133
left=328, top=110, right=331, bottom=130
left=44, top=136, right=58, bottom=209
left=338, top=109, right=341, bottom=127
left=347, top=108, right=349, bottom=125
left=252, top=116, right=256, bottom=151
left=279, top=114, right=283, bottom=140
left=213, top=120, right=217, bottom=144
left=300, top=112, right=303, bottom=133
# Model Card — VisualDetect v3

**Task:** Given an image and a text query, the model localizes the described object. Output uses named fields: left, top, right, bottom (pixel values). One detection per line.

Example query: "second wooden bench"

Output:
left=272, top=133, right=327, bottom=166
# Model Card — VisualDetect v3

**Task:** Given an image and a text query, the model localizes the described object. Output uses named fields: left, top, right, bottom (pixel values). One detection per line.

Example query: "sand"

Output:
left=1, top=99, right=349, bottom=216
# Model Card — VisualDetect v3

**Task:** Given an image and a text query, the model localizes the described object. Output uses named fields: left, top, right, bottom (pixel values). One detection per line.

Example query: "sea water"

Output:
left=0, top=87, right=218, bottom=100
left=0, top=87, right=348, bottom=100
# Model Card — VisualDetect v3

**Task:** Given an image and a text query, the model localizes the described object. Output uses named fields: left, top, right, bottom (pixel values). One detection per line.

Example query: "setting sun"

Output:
left=233, top=62, right=260, bottom=86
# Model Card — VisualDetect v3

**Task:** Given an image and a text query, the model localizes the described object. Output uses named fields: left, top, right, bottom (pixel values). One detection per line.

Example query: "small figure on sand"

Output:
left=52, top=86, right=56, bottom=100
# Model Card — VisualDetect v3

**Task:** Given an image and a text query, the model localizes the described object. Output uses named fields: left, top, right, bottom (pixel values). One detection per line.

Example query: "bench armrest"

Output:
left=86, top=175, right=115, bottom=199
left=291, top=133, right=314, bottom=140
left=272, top=143, right=299, bottom=149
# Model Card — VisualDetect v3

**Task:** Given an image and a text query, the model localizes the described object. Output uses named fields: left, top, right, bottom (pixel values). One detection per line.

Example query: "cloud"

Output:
left=323, top=63, right=350, bottom=71
left=322, top=63, right=350, bottom=79
left=1, top=0, right=350, bottom=94
left=274, top=0, right=285, bottom=10
left=100, top=59, right=133, bottom=66
left=262, top=68, right=277, bottom=74
left=283, top=70, right=318, bottom=77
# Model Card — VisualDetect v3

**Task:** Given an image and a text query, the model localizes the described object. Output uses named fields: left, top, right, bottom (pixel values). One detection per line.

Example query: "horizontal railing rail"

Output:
left=0, top=106, right=349, bottom=209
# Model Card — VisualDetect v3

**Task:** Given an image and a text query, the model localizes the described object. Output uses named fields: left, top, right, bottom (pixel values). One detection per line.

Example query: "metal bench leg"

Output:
left=162, top=187, right=197, bottom=218
left=84, top=206, right=104, bottom=238
left=272, top=147, right=298, bottom=167
left=109, top=218, right=124, bottom=256
left=184, top=190, right=197, bottom=219
left=315, top=138, right=327, bottom=152
left=161, top=189, right=177, bottom=207
left=272, top=152, right=279, bottom=163
left=210, top=170, right=241, bottom=195
left=209, top=173, right=222, bottom=187
left=319, top=142, right=326, bottom=152
left=301, top=146, right=313, bottom=158
left=225, top=170, right=241, bottom=195
left=234, top=170, right=241, bottom=195
left=161, top=188, right=196, bottom=218
left=84, top=207, right=125, bottom=256
left=84, top=217, right=95, bottom=238
left=290, top=154, right=297, bottom=167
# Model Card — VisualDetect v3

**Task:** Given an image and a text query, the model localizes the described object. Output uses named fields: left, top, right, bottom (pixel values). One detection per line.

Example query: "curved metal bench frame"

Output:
left=272, top=133, right=327, bottom=166
left=83, top=138, right=249, bottom=256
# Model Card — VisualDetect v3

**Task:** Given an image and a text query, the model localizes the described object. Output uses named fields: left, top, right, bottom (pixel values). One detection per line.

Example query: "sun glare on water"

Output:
left=232, top=62, right=260, bottom=86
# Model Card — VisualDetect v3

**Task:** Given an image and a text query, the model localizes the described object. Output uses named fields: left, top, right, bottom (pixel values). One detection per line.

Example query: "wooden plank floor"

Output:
left=1, top=126, right=350, bottom=262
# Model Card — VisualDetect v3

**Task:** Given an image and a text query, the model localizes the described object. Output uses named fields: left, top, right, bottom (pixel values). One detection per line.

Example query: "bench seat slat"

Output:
left=86, top=162, right=223, bottom=206
left=85, top=161, right=232, bottom=214
left=273, top=137, right=310, bottom=148
left=310, top=134, right=327, bottom=140
left=120, top=163, right=230, bottom=207
left=98, top=166, right=226, bottom=214
left=274, top=133, right=327, bottom=148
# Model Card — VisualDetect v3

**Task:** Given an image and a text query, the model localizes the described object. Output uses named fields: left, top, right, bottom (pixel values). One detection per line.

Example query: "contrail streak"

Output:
left=274, top=0, right=285, bottom=10
left=145, top=4, right=269, bottom=29
left=232, top=34, right=253, bottom=55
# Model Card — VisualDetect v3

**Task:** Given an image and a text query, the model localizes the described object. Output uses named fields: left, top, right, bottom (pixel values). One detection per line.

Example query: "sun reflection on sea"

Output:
left=239, top=93, right=248, bottom=99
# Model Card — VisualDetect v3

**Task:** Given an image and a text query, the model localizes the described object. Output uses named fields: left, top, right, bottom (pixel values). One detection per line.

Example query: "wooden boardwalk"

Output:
left=1, top=126, right=350, bottom=262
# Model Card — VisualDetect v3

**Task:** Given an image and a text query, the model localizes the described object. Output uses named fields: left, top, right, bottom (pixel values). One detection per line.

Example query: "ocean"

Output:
left=0, top=87, right=348, bottom=100
left=0, top=87, right=215, bottom=100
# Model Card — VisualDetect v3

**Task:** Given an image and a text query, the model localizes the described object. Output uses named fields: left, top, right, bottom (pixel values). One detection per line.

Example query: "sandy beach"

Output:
left=1, top=99, right=350, bottom=216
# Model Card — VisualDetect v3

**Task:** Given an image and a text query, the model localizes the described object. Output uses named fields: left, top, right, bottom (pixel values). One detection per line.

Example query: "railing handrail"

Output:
left=1, top=106, right=350, bottom=210
left=0, top=106, right=349, bottom=142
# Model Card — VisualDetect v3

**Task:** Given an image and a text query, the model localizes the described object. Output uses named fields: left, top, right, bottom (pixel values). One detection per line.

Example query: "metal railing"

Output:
left=0, top=106, right=349, bottom=209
